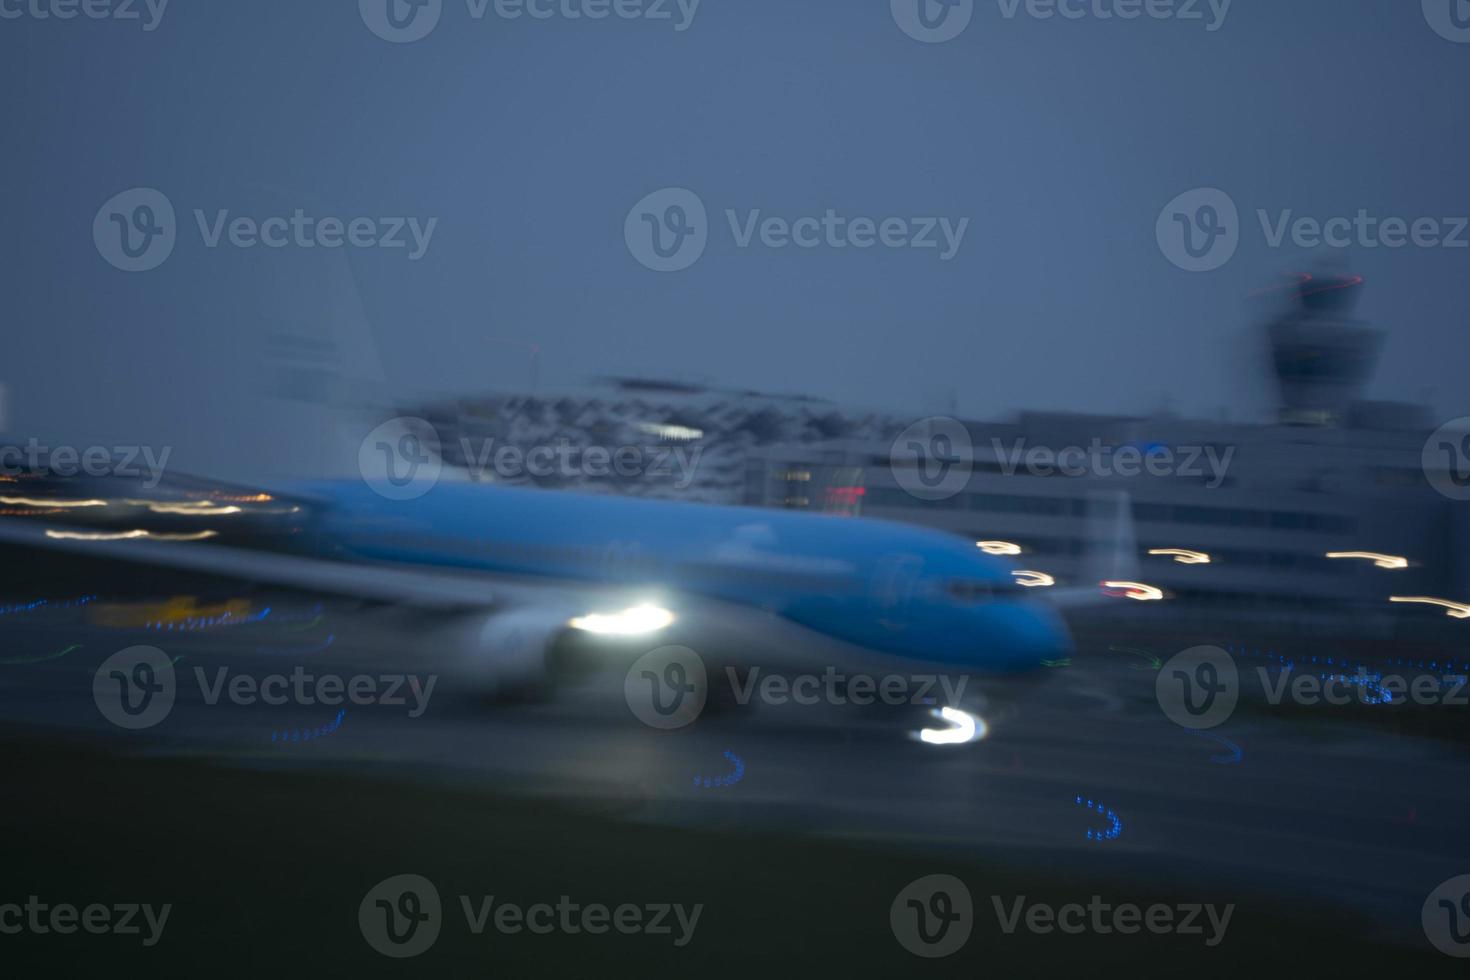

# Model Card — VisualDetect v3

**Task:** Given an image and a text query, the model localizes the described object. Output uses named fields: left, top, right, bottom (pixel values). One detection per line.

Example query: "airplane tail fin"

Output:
left=229, top=184, right=407, bottom=484
left=1042, top=490, right=1139, bottom=608
left=1081, top=489, right=1139, bottom=586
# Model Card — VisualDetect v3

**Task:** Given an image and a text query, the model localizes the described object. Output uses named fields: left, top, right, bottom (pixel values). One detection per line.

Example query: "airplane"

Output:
left=0, top=468, right=1136, bottom=717
left=0, top=201, right=1132, bottom=720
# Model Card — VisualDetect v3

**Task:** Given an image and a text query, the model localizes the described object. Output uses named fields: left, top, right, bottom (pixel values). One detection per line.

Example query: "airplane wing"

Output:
left=0, top=510, right=711, bottom=698
left=0, top=516, right=500, bottom=608
left=0, top=507, right=890, bottom=708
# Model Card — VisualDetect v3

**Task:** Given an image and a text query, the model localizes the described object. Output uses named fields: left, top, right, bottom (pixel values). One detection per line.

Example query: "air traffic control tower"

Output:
left=1264, top=271, right=1386, bottom=427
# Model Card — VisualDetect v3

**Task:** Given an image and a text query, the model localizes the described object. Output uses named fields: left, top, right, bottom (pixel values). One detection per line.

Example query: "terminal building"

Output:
left=413, top=271, right=1467, bottom=617
left=743, top=272, right=1469, bottom=612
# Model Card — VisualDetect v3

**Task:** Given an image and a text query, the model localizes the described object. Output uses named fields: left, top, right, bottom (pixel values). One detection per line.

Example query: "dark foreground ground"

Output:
left=0, top=731, right=1456, bottom=978
left=1, top=582, right=1469, bottom=975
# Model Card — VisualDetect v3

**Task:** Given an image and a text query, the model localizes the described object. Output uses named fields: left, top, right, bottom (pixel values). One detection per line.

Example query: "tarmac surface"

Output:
left=1, top=591, right=1467, bottom=975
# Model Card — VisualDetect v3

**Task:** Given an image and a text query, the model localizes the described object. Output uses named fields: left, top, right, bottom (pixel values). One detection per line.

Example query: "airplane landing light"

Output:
left=568, top=603, right=676, bottom=635
left=917, top=706, right=987, bottom=746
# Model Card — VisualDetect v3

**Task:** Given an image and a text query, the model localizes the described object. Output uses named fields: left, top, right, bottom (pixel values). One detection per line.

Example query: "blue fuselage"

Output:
left=307, top=481, right=1071, bottom=672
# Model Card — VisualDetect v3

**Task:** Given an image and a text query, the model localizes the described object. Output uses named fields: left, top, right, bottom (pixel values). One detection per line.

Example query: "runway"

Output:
left=1, top=589, right=1467, bottom=970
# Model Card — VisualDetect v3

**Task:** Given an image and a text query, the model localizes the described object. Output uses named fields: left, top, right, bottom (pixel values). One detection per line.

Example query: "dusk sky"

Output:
left=5, top=0, right=1468, bottom=475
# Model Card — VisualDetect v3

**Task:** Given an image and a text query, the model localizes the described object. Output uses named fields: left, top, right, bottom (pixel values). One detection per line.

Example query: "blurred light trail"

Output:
left=45, top=529, right=218, bottom=542
left=1075, top=796, right=1123, bottom=841
left=147, top=606, right=272, bottom=631
left=1327, top=551, right=1408, bottom=569
left=638, top=423, right=704, bottom=442
left=1148, top=548, right=1211, bottom=565
left=1011, top=570, right=1055, bottom=588
left=1390, top=597, right=1470, bottom=619
left=0, top=496, right=106, bottom=508
left=1102, top=581, right=1164, bottom=601
left=1184, top=729, right=1243, bottom=765
left=271, top=709, right=346, bottom=744
left=0, top=644, right=81, bottom=666
left=0, top=596, right=96, bottom=617
left=693, top=750, right=745, bottom=788
left=976, top=541, right=1022, bottom=556
left=1107, top=645, right=1162, bottom=670
left=125, top=500, right=243, bottom=516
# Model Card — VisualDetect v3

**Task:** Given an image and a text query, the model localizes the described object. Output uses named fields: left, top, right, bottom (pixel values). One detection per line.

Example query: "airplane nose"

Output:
left=993, top=602, right=1074, bottom=671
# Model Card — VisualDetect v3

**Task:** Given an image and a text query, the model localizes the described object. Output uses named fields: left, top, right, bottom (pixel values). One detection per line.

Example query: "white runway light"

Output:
left=1102, top=581, right=1165, bottom=601
left=1012, top=570, right=1055, bottom=588
left=0, top=496, right=107, bottom=508
left=44, top=529, right=218, bottom=542
left=1389, top=596, right=1470, bottom=620
left=917, top=706, right=987, bottom=746
left=1148, top=548, right=1211, bottom=565
left=567, top=603, right=675, bottom=636
left=1327, top=551, right=1408, bottom=570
